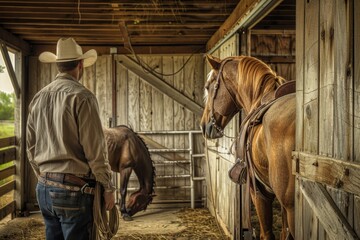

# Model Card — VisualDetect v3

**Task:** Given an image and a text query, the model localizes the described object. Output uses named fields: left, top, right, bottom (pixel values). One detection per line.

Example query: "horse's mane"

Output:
left=115, top=125, right=156, bottom=195
left=235, top=56, right=286, bottom=110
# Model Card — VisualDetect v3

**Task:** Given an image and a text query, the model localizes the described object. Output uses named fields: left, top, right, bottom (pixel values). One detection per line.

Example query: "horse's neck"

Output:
left=238, top=78, right=278, bottom=114
left=134, top=159, right=154, bottom=195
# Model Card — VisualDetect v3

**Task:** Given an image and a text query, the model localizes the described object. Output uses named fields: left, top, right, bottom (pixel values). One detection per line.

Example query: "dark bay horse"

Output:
left=103, top=125, right=156, bottom=221
left=200, top=55, right=295, bottom=240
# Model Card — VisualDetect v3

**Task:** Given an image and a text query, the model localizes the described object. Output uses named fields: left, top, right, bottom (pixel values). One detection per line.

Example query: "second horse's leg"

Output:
left=119, top=167, right=133, bottom=221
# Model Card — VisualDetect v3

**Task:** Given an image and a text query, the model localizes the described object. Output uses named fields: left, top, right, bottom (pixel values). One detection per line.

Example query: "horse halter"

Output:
left=209, top=58, right=241, bottom=135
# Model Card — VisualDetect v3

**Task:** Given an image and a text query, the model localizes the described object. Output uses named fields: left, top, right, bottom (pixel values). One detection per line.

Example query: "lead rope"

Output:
left=92, top=182, right=120, bottom=240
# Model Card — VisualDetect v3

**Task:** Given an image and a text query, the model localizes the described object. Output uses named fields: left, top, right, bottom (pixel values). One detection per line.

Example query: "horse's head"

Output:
left=200, top=55, right=240, bottom=139
left=126, top=191, right=154, bottom=216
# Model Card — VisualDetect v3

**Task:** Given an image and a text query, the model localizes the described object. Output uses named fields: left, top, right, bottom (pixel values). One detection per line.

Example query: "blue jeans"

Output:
left=36, top=182, right=94, bottom=240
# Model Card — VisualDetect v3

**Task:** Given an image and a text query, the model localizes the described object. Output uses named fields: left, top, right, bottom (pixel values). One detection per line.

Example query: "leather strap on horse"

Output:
left=92, top=182, right=119, bottom=240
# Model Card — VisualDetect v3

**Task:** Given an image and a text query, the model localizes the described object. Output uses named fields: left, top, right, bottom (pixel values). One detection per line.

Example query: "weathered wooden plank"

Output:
left=81, top=63, right=96, bottom=94
left=0, top=201, right=15, bottom=221
left=184, top=55, right=195, bottom=131
left=331, top=0, right=354, bottom=229
left=106, top=55, right=113, bottom=127
left=293, top=151, right=360, bottom=197
left=172, top=55, right=187, bottom=199
left=0, top=180, right=15, bottom=197
left=0, top=164, right=15, bottom=181
left=38, top=62, right=51, bottom=90
left=318, top=3, right=336, bottom=237
left=354, top=0, right=360, bottom=236
left=300, top=0, right=320, bottom=238
left=127, top=70, right=140, bottom=130
left=115, top=57, right=128, bottom=125
left=333, top=0, right=353, bottom=160
left=139, top=79, right=152, bottom=131
left=118, top=55, right=203, bottom=116
left=162, top=55, right=174, bottom=151
left=300, top=179, right=359, bottom=240
left=173, top=56, right=185, bottom=152
left=95, top=55, right=111, bottom=126
left=27, top=57, right=38, bottom=104
left=355, top=196, right=360, bottom=237
left=0, top=147, right=16, bottom=165
left=0, top=137, right=16, bottom=149
left=295, top=0, right=305, bottom=155
left=303, top=0, right=319, bottom=154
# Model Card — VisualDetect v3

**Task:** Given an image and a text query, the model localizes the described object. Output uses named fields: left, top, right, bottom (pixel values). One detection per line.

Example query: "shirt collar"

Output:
left=55, top=72, right=78, bottom=82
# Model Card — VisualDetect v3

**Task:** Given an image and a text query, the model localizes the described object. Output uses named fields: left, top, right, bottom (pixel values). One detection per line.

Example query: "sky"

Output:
left=0, top=51, right=15, bottom=93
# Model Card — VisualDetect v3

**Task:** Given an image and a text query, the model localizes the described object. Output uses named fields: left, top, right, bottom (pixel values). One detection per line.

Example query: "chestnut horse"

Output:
left=200, top=55, right=295, bottom=240
left=104, top=125, right=156, bottom=221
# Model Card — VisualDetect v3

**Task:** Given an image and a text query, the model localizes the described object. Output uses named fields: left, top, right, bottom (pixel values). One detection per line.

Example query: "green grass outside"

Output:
left=0, top=121, right=15, bottom=138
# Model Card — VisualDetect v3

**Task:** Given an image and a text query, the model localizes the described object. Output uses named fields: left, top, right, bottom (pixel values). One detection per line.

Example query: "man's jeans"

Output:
left=36, top=182, right=94, bottom=240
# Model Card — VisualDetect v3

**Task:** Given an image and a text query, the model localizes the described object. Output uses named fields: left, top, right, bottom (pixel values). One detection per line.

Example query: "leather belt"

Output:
left=38, top=172, right=95, bottom=195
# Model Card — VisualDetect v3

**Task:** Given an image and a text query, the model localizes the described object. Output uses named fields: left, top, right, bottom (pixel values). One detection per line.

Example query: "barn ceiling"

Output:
left=0, top=0, right=295, bottom=54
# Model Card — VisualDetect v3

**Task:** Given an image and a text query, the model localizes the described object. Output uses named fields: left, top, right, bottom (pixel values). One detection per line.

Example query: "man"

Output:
left=26, top=37, right=115, bottom=240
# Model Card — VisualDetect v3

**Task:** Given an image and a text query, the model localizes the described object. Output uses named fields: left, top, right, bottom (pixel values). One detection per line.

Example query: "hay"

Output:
left=115, top=208, right=229, bottom=240
left=0, top=208, right=228, bottom=240
left=0, top=216, right=45, bottom=240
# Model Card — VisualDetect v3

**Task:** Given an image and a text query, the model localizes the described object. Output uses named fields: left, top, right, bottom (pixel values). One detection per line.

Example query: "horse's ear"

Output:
left=206, top=54, right=221, bottom=70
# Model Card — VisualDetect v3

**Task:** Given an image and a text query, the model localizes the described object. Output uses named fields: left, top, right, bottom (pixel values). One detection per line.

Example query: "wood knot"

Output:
left=334, top=178, right=343, bottom=188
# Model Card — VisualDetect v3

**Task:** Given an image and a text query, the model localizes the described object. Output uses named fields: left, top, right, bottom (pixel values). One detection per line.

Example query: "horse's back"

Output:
left=263, top=93, right=296, bottom=138
left=103, top=126, right=137, bottom=170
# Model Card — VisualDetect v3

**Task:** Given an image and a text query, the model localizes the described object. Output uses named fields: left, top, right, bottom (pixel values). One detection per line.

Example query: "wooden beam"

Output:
left=0, top=27, right=30, bottom=55
left=32, top=45, right=205, bottom=55
left=0, top=40, right=21, bottom=98
left=0, top=180, right=15, bottom=197
left=0, top=201, right=15, bottom=221
left=207, top=0, right=260, bottom=51
left=0, top=136, right=16, bottom=148
left=293, top=151, right=360, bottom=196
left=0, top=147, right=16, bottom=165
left=0, top=165, right=16, bottom=181
left=117, top=55, right=203, bottom=116
left=206, top=0, right=283, bottom=52
left=300, top=179, right=359, bottom=240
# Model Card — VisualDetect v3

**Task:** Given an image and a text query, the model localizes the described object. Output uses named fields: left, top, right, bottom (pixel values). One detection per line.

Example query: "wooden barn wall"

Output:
left=205, top=34, right=239, bottom=238
left=295, top=0, right=359, bottom=239
left=25, top=53, right=205, bottom=208
left=250, top=31, right=296, bottom=81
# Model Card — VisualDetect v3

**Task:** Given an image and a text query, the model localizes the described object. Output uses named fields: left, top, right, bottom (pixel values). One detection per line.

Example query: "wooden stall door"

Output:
left=294, top=0, right=360, bottom=239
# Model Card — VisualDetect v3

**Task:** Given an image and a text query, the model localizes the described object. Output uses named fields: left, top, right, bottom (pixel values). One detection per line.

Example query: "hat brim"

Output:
left=39, top=49, right=97, bottom=68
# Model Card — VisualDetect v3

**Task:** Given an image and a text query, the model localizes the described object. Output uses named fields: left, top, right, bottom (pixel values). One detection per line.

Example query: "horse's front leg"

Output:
left=250, top=187, right=275, bottom=240
left=119, top=167, right=133, bottom=221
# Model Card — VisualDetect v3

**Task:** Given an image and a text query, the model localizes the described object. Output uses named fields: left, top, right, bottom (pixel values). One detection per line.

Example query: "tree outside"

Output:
left=0, top=91, right=14, bottom=121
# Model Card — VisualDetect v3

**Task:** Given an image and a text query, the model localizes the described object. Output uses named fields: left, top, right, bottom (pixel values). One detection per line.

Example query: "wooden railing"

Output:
left=0, top=136, right=16, bottom=221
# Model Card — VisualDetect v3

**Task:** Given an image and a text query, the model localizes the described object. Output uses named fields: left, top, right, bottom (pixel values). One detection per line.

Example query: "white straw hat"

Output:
left=39, top=38, right=97, bottom=67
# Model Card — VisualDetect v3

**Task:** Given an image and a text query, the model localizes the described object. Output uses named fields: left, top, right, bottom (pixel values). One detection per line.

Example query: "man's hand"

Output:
left=103, top=191, right=115, bottom=210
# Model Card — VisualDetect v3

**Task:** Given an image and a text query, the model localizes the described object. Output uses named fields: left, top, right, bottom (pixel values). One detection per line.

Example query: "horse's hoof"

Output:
left=122, top=214, right=133, bottom=221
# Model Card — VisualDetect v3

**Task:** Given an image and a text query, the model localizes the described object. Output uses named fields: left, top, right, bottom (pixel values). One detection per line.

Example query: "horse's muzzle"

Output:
left=202, top=122, right=223, bottom=139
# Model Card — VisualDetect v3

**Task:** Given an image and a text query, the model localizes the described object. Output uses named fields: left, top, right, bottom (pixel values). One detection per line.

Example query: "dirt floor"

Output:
left=0, top=208, right=229, bottom=240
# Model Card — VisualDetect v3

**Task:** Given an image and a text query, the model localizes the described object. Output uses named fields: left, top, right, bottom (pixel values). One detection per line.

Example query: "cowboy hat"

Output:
left=39, top=37, right=97, bottom=67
